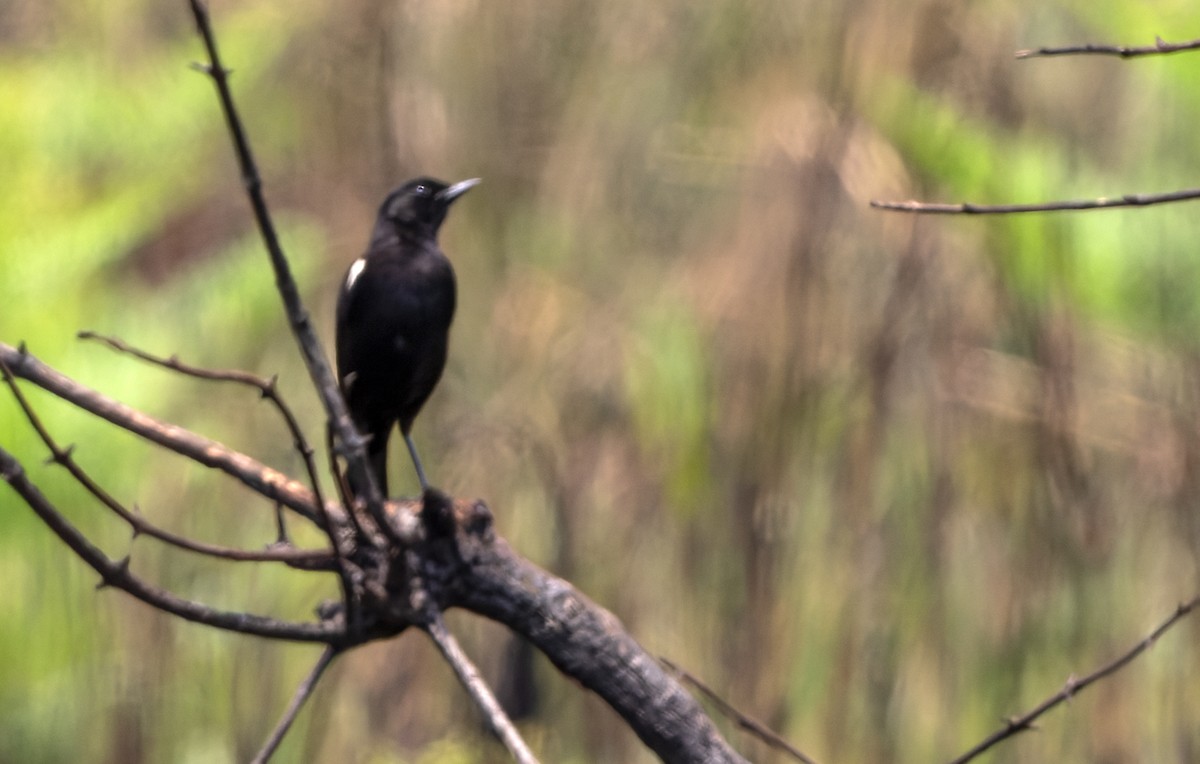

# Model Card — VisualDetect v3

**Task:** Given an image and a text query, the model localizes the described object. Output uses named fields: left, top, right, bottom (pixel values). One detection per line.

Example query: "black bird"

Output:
left=335, top=176, right=479, bottom=496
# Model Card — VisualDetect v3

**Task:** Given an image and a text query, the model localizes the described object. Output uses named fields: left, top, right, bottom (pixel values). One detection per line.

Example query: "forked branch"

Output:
left=78, top=330, right=328, bottom=513
left=1, top=354, right=331, bottom=566
left=0, top=341, right=327, bottom=527
left=0, top=444, right=339, bottom=642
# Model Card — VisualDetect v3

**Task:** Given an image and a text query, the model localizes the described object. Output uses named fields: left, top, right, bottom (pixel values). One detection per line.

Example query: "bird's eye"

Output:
left=414, top=184, right=429, bottom=196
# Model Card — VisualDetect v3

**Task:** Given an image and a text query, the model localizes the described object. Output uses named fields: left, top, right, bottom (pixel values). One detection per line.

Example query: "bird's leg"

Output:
left=273, top=503, right=290, bottom=545
left=403, top=432, right=431, bottom=492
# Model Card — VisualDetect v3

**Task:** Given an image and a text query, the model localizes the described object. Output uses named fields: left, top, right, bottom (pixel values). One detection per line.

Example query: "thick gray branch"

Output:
left=421, top=496, right=750, bottom=764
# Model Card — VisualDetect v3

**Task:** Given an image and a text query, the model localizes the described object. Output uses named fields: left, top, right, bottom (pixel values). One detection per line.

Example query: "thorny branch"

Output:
left=948, top=596, right=1200, bottom=764
left=870, top=188, right=1200, bottom=215
left=0, top=443, right=339, bottom=642
left=1016, top=35, right=1200, bottom=59
left=185, top=0, right=392, bottom=543
left=0, top=341, right=327, bottom=526
left=0, top=353, right=331, bottom=567
left=873, top=33, right=1200, bottom=216
left=78, top=330, right=328, bottom=516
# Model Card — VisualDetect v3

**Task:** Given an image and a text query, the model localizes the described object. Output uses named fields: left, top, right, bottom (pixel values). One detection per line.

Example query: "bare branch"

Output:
left=78, top=330, right=329, bottom=516
left=425, top=611, right=539, bottom=764
left=1, top=356, right=333, bottom=566
left=871, top=187, right=1200, bottom=215
left=251, top=646, right=339, bottom=764
left=660, top=657, right=820, bottom=764
left=185, top=0, right=393, bottom=542
left=949, top=595, right=1200, bottom=764
left=1016, top=36, right=1200, bottom=60
left=0, top=444, right=341, bottom=643
left=1, top=340, right=327, bottom=527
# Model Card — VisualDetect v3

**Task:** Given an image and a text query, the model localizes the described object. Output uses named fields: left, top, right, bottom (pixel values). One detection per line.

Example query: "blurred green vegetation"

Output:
left=3, top=0, right=1200, bottom=761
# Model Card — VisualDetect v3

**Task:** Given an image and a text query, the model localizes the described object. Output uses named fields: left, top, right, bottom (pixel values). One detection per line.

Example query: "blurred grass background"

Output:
left=2, top=0, right=1200, bottom=761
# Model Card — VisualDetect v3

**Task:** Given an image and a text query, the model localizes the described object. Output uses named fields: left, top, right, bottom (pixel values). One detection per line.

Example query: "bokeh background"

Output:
left=3, top=0, right=1200, bottom=761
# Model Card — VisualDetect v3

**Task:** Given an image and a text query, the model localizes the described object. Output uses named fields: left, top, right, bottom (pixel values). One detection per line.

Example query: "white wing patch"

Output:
left=346, top=258, right=367, bottom=292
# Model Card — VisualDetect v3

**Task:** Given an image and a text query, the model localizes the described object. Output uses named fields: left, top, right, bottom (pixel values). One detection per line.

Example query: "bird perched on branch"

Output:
left=335, top=176, right=479, bottom=496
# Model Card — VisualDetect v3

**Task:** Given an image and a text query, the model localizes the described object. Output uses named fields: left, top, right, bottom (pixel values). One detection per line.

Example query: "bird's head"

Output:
left=377, top=177, right=480, bottom=237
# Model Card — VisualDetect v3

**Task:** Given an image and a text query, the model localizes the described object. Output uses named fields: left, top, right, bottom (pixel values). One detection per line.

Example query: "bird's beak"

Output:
left=436, top=178, right=481, bottom=204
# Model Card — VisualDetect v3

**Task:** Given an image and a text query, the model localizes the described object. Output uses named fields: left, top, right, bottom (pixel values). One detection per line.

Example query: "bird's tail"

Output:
left=366, top=430, right=390, bottom=497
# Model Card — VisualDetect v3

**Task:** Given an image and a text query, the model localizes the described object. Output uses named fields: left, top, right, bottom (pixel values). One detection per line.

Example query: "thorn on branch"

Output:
left=188, top=61, right=231, bottom=78
left=97, top=556, right=131, bottom=590
left=1062, top=674, right=1078, bottom=699
left=1003, top=716, right=1035, bottom=732
left=47, top=443, right=76, bottom=466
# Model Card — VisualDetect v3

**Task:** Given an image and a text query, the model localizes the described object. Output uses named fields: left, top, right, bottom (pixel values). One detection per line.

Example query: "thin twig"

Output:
left=78, top=330, right=329, bottom=519
left=871, top=187, right=1200, bottom=215
left=1016, top=36, right=1200, bottom=59
left=948, top=595, right=1200, bottom=764
left=251, top=646, right=339, bottom=764
left=660, top=657, right=821, bottom=764
left=0, top=444, right=341, bottom=643
left=424, top=611, right=540, bottom=764
left=1, top=356, right=333, bottom=566
left=185, top=0, right=395, bottom=544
